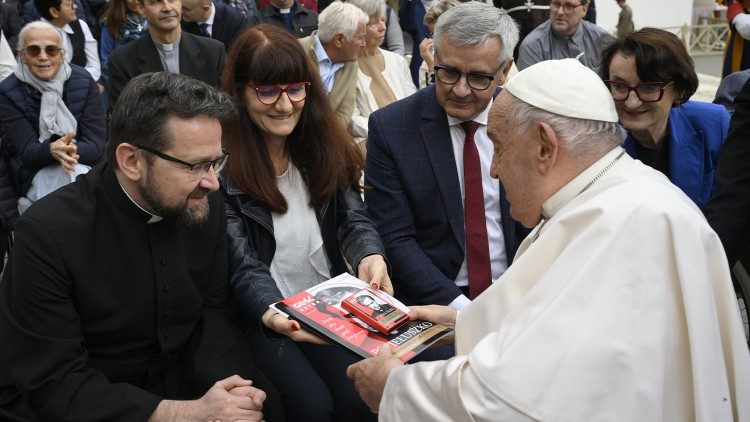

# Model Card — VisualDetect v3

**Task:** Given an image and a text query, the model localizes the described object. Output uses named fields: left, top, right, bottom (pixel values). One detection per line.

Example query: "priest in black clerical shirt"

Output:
left=0, top=73, right=283, bottom=421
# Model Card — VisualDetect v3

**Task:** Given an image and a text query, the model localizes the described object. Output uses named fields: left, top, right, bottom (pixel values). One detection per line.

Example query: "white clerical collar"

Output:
left=153, top=35, right=180, bottom=52
left=447, top=98, right=493, bottom=127
left=541, top=146, right=625, bottom=219
left=117, top=179, right=163, bottom=223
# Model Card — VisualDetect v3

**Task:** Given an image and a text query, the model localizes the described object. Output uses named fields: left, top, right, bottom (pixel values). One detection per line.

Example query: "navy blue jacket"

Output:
left=364, top=85, right=526, bottom=306
left=0, top=65, right=106, bottom=195
left=623, top=100, right=730, bottom=208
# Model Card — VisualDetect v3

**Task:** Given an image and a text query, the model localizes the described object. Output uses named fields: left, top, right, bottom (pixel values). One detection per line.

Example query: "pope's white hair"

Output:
left=17, top=21, right=61, bottom=51
left=433, top=2, right=519, bottom=64
left=317, top=1, right=369, bottom=43
left=506, top=94, right=626, bottom=156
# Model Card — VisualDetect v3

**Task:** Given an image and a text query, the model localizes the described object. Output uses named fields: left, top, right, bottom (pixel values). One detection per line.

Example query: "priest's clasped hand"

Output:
left=346, top=345, right=403, bottom=413
left=149, top=375, right=265, bottom=421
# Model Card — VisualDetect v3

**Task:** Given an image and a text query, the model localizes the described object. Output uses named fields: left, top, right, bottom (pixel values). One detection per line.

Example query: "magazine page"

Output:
left=270, top=273, right=453, bottom=362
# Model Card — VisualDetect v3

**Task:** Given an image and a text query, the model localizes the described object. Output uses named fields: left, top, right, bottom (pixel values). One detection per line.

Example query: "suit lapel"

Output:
left=138, top=33, right=166, bottom=73
left=668, top=107, right=704, bottom=203
left=329, top=62, right=356, bottom=111
left=179, top=33, right=206, bottom=80
left=419, top=88, right=465, bottom=250
left=212, top=5, right=226, bottom=42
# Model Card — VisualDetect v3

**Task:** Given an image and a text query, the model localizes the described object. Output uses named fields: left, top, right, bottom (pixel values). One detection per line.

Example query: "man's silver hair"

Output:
left=317, top=1, right=369, bottom=43
left=506, top=94, right=626, bottom=157
left=433, top=2, right=519, bottom=64
left=348, top=0, right=386, bottom=19
left=17, top=21, right=61, bottom=51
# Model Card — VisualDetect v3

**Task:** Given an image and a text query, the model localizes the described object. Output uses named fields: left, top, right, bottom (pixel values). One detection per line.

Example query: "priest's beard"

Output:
left=139, top=176, right=211, bottom=228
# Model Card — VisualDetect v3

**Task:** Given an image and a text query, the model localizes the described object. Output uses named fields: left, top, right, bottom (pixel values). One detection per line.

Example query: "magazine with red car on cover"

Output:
left=270, top=274, right=453, bottom=362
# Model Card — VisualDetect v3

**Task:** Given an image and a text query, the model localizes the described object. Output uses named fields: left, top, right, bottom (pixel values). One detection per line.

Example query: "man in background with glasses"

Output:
left=517, top=0, right=613, bottom=74
left=365, top=2, right=526, bottom=315
left=0, top=72, right=284, bottom=421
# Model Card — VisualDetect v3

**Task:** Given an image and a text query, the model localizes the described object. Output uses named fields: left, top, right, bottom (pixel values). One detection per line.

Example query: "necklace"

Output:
left=531, top=150, right=625, bottom=243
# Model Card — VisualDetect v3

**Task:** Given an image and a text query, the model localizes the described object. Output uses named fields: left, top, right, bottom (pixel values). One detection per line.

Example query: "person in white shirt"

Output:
left=347, top=58, right=750, bottom=422
left=0, top=31, right=16, bottom=81
left=34, top=0, right=101, bottom=89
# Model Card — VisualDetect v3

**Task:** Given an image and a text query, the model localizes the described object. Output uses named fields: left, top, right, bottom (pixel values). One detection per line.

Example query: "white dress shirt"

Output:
left=44, top=18, right=101, bottom=81
left=199, top=3, right=216, bottom=36
left=446, top=99, right=508, bottom=310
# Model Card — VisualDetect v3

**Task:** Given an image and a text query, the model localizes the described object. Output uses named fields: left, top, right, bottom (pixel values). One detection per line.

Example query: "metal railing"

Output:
left=661, top=22, right=731, bottom=55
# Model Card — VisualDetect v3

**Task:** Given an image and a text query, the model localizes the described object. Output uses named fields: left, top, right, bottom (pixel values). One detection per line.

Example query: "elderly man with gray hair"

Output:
left=364, top=2, right=525, bottom=315
left=349, top=58, right=750, bottom=420
left=299, top=1, right=366, bottom=131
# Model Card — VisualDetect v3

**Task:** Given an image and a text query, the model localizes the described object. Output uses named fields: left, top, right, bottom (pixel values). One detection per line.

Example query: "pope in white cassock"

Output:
left=347, top=58, right=750, bottom=421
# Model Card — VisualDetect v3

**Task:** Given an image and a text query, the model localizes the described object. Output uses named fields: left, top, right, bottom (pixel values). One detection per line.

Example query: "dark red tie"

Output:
left=462, top=121, right=492, bottom=299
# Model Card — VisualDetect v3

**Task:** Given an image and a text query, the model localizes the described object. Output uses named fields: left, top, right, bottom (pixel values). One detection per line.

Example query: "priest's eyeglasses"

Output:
left=550, top=1, right=584, bottom=13
left=22, top=44, right=63, bottom=58
left=134, top=144, right=229, bottom=180
left=247, top=82, right=311, bottom=105
left=603, top=80, right=673, bottom=102
left=433, top=63, right=505, bottom=91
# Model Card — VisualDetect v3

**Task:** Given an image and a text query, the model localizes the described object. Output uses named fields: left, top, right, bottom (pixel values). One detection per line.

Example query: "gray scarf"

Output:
left=13, top=60, right=77, bottom=143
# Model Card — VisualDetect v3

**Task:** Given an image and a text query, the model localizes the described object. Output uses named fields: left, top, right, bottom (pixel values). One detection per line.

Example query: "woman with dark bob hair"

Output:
left=601, top=27, right=730, bottom=208
left=220, top=24, right=389, bottom=421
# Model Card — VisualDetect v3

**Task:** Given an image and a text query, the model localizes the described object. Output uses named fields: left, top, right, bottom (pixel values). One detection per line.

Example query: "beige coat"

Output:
left=299, top=33, right=359, bottom=132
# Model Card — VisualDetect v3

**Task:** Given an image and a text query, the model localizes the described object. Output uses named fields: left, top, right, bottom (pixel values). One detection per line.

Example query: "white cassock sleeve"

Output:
left=379, top=355, right=536, bottom=421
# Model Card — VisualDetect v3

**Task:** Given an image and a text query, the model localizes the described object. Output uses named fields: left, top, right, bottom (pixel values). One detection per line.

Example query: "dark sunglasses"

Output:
left=22, top=45, right=63, bottom=58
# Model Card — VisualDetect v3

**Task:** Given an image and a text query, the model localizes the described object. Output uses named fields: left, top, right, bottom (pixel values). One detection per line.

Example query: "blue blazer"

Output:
left=623, top=100, right=730, bottom=208
left=364, top=85, right=525, bottom=306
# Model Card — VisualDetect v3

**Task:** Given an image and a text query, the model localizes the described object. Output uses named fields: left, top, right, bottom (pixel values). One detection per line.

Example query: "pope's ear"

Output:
left=536, top=122, right=559, bottom=174
left=115, top=143, right=144, bottom=181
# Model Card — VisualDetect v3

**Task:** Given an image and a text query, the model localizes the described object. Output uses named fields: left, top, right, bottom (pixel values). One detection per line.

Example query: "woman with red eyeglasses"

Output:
left=219, top=24, right=389, bottom=421
left=600, top=27, right=730, bottom=209
left=0, top=21, right=105, bottom=215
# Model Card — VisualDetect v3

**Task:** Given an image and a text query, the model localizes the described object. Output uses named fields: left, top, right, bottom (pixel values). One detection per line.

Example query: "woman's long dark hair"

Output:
left=221, top=24, right=363, bottom=213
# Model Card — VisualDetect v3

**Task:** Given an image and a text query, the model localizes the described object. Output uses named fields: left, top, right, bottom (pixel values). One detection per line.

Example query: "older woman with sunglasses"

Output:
left=220, top=24, right=389, bottom=422
left=601, top=27, right=730, bottom=208
left=0, top=21, right=105, bottom=214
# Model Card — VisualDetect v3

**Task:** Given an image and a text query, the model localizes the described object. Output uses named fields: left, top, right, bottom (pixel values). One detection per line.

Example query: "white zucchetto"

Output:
left=504, top=58, right=619, bottom=123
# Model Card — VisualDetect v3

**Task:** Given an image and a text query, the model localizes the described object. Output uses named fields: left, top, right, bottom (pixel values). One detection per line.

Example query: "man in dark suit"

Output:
left=705, top=77, right=750, bottom=269
left=107, top=0, right=225, bottom=108
left=181, top=0, right=246, bottom=50
left=0, top=72, right=284, bottom=421
left=365, top=2, right=525, bottom=310
left=247, top=0, right=317, bottom=38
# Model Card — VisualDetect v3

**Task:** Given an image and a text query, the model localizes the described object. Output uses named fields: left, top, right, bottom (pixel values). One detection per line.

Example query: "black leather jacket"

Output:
left=221, top=173, right=386, bottom=324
